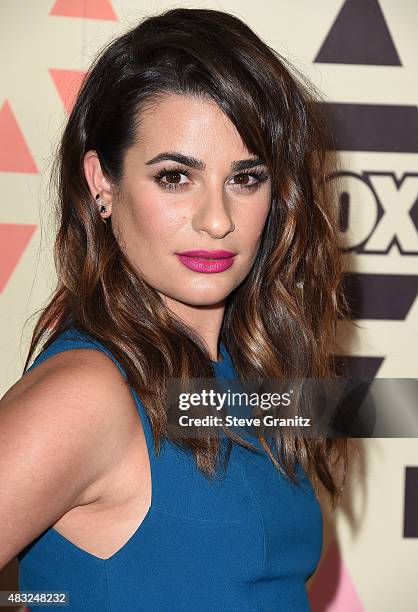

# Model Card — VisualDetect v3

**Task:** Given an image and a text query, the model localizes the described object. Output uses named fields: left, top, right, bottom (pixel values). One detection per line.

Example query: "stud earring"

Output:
left=95, top=193, right=108, bottom=225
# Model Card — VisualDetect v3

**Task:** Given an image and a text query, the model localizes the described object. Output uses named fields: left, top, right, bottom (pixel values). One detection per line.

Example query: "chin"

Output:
left=171, top=287, right=230, bottom=307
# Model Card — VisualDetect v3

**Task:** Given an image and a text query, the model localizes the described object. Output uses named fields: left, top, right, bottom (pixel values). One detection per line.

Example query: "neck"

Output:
left=161, top=295, right=225, bottom=361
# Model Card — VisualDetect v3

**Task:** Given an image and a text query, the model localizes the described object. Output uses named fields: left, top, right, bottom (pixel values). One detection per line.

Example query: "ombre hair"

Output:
left=24, top=8, right=351, bottom=509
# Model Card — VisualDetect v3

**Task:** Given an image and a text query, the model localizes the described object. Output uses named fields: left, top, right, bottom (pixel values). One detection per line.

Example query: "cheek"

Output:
left=242, top=196, right=271, bottom=245
left=127, top=188, right=185, bottom=249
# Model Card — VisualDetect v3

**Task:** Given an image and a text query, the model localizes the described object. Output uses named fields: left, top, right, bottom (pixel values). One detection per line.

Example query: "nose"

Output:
left=192, top=183, right=235, bottom=239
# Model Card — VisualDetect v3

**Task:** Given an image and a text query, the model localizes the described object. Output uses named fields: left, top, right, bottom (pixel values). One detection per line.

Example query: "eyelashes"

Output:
left=152, top=166, right=269, bottom=193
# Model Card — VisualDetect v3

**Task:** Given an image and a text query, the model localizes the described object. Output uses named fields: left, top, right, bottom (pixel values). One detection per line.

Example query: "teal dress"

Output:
left=18, top=326, right=323, bottom=611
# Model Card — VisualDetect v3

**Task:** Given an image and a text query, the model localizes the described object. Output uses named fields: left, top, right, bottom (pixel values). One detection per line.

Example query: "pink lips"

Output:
left=176, top=249, right=236, bottom=274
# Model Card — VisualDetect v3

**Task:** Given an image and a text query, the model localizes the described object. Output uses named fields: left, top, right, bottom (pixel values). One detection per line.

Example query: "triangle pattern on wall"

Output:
left=49, top=0, right=117, bottom=20
left=308, top=540, right=364, bottom=611
left=0, top=224, right=37, bottom=293
left=314, top=0, right=401, bottom=66
left=49, top=69, right=86, bottom=115
left=0, top=101, right=38, bottom=173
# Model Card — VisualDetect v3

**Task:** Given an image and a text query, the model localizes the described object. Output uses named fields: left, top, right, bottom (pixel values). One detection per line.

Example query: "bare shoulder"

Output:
left=4, top=346, right=128, bottom=404
left=0, top=347, right=140, bottom=568
left=1, top=347, right=140, bottom=478
left=2, top=346, right=138, bottom=444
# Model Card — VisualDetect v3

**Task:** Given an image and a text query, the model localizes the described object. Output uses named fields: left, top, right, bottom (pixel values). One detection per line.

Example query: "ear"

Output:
left=83, top=150, right=113, bottom=219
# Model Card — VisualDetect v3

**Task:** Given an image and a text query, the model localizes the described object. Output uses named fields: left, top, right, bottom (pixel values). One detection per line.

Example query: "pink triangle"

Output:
left=49, top=69, right=86, bottom=115
left=0, top=101, right=38, bottom=173
left=0, top=224, right=37, bottom=293
left=308, top=540, right=364, bottom=611
left=49, top=0, right=117, bottom=20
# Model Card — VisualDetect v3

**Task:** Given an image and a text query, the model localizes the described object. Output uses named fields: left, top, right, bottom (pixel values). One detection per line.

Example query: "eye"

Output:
left=229, top=171, right=268, bottom=192
left=153, top=167, right=191, bottom=191
left=152, top=166, right=269, bottom=193
left=228, top=169, right=269, bottom=192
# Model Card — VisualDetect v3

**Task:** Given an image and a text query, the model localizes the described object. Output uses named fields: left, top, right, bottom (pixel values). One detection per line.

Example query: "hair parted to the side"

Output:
left=23, top=8, right=352, bottom=510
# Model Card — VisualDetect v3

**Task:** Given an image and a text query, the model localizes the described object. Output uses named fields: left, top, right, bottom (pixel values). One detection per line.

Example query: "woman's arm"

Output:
left=0, top=349, right=133, bottom=569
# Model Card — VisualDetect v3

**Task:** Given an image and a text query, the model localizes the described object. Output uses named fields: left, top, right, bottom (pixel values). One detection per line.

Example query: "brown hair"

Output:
left=23, top=8, right=351, bottom=510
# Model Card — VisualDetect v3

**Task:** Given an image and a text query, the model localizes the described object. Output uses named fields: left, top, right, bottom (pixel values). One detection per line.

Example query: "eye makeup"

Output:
left=152, top=165, right=269, bottom=192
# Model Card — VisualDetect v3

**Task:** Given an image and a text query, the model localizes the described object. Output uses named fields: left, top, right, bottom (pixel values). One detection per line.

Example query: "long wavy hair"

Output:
left=23, top=8, right=351, bottom=510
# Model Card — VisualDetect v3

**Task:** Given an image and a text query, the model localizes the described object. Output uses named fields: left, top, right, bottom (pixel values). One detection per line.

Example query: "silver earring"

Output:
left=95, top=193, right=108, bottom=225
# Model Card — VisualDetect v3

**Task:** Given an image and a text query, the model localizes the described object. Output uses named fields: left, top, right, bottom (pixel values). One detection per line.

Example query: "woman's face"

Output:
left=107, top=93, right=271, bottom=309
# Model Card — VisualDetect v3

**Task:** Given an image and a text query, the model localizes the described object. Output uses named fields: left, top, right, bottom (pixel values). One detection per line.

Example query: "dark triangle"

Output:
left=314, top=0, right=401, bottom=66
left=404, top=467, right=418, bottom=538
left=334, top=355, right=383, bottom=378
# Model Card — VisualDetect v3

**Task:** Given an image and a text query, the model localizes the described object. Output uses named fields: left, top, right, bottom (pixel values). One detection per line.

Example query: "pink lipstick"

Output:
left=176, top=249, right=236, bottom=274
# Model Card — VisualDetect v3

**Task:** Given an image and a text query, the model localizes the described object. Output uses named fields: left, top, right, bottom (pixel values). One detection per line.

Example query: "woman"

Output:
left=0, top=7, right=350, bottom=611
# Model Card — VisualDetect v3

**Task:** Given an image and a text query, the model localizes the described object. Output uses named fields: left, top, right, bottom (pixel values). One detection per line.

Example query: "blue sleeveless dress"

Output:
left=18, top=326, right=323, bottom=611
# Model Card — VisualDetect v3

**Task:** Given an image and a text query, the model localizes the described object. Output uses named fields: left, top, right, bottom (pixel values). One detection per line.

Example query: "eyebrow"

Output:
left=145, top=151, right=265, bottom=172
